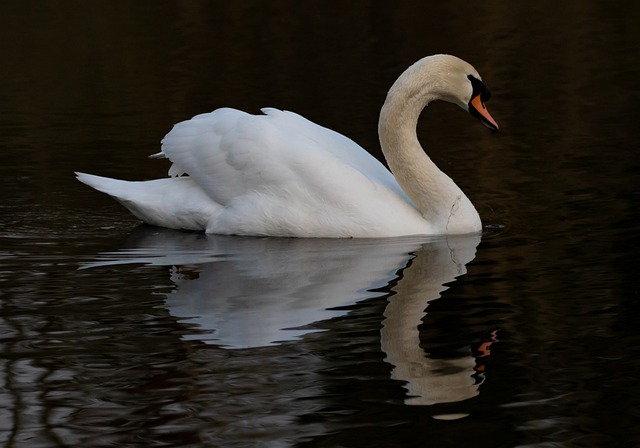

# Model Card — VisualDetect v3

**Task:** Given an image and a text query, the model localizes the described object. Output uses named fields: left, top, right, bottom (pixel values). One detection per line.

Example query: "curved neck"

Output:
left=378, top=64, right=480, bottom=233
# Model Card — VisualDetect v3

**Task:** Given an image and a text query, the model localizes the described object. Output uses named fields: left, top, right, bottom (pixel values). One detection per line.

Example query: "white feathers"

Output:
left=75, top=173, right=220, bottom=231
left=78, top=55, right=491, bottom=237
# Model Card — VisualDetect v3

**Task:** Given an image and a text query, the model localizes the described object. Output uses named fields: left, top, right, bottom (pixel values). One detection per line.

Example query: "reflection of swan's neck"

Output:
left=380, top=235, right=483, bottom=406
left=378, top=60, right=479, bottom=233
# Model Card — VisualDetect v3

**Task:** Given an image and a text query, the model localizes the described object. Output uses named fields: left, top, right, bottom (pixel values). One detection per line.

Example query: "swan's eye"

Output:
left=467, top=74, right=491, bottom=102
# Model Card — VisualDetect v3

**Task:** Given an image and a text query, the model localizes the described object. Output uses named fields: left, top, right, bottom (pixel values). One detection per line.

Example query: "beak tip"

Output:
left=480, top=119, right=499, bottom=133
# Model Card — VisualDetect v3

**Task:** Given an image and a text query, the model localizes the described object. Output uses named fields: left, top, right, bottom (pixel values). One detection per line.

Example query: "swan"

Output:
left=76, top=54, right=498, bottom=238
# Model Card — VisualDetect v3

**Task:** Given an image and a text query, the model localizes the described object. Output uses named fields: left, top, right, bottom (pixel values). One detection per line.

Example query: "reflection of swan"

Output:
left=381, top=233, right=483, bottom=407
left=85, top=229, right=427, bottom=347
left=76, top=54, right=497, bottom=237
left=85, top=228, right=482, bottom=405
left=162, top=235, right=428, bottom=348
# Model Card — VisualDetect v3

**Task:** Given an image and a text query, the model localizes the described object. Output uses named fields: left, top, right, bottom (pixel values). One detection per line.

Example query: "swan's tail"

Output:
left=75, top=172, right=220, bottom=231
left=75, top=172, right=136, bottom=200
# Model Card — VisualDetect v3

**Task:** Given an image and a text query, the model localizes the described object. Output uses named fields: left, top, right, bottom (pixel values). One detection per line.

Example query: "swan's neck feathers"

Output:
left=378, top=57, right=481, bottom=234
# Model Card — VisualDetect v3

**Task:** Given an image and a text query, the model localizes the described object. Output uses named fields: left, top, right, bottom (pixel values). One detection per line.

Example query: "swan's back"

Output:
left=152, top=108, right=427, bottom=237
left=159, top=108, right=407, bottom=202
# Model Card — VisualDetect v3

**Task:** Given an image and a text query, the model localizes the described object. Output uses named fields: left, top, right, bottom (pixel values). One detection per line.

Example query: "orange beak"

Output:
left=470, top=94, right=499, bottom=133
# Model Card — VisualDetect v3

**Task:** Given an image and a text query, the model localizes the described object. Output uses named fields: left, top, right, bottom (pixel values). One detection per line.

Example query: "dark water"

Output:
left=2, top=1, right=640, bottom=447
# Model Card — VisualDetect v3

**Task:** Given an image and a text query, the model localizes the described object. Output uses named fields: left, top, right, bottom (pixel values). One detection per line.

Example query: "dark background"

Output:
left=1, top=1, right=639, bottom=446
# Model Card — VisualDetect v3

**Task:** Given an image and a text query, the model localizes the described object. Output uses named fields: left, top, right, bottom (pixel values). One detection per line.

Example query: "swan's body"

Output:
left=77, top=54, right=498, bottom=238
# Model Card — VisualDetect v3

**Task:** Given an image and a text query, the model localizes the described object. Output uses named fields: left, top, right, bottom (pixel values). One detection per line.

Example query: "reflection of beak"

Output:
left=469, top=94, right=499, bottom=133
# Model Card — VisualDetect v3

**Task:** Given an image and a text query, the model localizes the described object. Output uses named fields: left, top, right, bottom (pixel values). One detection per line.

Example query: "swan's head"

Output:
left=432, top=55, right=499, bottom=133
left=390, top=54, right=499, bottom=133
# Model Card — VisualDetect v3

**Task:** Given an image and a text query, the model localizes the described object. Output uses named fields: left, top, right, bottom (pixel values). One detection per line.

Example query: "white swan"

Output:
left=76, top=54, right=498, bottom=238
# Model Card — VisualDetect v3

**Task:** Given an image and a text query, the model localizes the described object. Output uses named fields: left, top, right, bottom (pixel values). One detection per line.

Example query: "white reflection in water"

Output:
left=86, top=228, right=482, bottom=406
left=381, top=234, right=483, bottom=406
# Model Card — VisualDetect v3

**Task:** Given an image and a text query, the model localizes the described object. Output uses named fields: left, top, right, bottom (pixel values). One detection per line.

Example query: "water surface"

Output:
left=1, top=1, right=639, bottom=447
